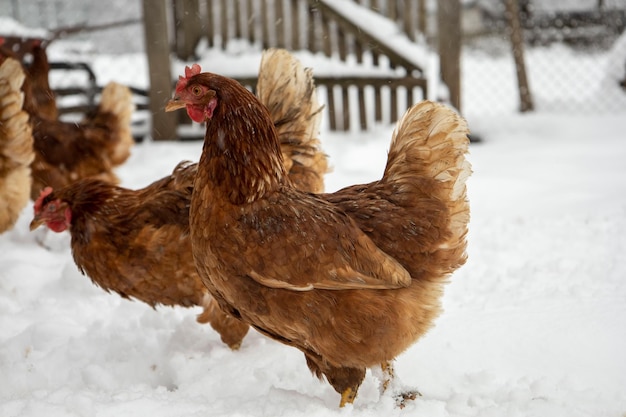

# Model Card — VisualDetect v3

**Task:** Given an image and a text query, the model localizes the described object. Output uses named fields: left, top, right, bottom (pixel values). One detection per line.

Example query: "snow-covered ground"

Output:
left=2, top=107, right=625, bottom=417
left=2, top=13, right=626, bottom=417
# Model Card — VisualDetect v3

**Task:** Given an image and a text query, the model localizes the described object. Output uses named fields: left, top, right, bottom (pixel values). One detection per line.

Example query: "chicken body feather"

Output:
left=170, top=69, right=470, bottom=406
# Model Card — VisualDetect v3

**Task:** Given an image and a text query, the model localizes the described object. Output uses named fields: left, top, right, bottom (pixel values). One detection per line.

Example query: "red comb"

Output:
left=34, top=186, right=54, bottom=213
left=175, top=64, right=202, bottom=93
left=185, top=64, right=201, bottom=77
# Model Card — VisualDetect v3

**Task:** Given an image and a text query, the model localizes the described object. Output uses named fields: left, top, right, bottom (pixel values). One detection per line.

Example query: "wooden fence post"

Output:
left=505, top=0, right=534, bottom=112
left=417, top=0, right=427, bottom=36
left=437, top=0, right=461, bottom=112
left=142, top=0, right=178, bottom=140
left=173, top=0, right=202, bottom=60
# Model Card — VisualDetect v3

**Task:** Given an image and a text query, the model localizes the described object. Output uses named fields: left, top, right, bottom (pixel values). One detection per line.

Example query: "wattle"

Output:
left=186, top=105, right=207, bottom=123
left=47, top=219, right=68, bottom=233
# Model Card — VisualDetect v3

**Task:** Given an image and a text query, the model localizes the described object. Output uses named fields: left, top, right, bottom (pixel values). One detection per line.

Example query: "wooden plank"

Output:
left=173, top=0, right=202, bottom=60
left=371, top=49, right=379, bottom=66
left=308, top=0, right=422, bottom=72
left=275, top=0, right=286, bottom=47
left=341, top=85, right=350, bottom=131
left=247, top=0, right=256, bottom=44
left=262, top=0, right=270, bottom=48
left=205, top=0, right=214, bottom=47
left=389, top=86, right=397, bottom=123
left=388, top=0, right=397, bottom=21
left=406, top=86, right=413, bottom=109
left=404, top=0, right=416, bottom=41
left=307, top=2, right=317, bottom=52
left=327, top=85, right=337, bottom=130
left=321, top=14, right=332, bottom=57
left=142, top=0, right=177, bottom=140
left=354, top=37, right=363, bottom=63
left=315, top=75, right=427, bottom=90
left=418, top=0, right=426, bottom=35
left=337, top=24, right=347, bottom=61
left=374, top=85, right=382, bottom=121
left=358, top=86, right=367, bottom=130
left=220, top=75, right=428, bottom=131
left=437, top=0, right=461, bottom=111
left=234, top=0, right=242, bottom=38
left=172, top=1, right=183, bottom=56
left=370, top=0, right=379, bottom=13
left=220, top=0, right=228, bottom=49
left=291, top=0, right=300, bottom=49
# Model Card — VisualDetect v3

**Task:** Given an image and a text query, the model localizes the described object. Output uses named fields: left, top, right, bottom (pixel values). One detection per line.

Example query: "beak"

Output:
left=165, top=97, right=186, bottom=112
left=29, top=215, right=45, bottom=231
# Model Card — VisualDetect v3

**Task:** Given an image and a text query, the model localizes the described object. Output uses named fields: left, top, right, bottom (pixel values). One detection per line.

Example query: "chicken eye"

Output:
left=192, top=86, right=202, bottom=96
left=47, top=203, right=56, bottom=212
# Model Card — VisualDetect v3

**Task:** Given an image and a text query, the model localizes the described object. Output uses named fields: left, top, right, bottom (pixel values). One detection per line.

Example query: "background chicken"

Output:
left=30, top=49, right=328, bottom=349
left=22, top=39, right=58, bottom=121
left=0, top=37, right=58, bottom=121
left=0, top=57, right=35, bottom=233
left=0, top=38, right=135, bottom=200
left=29, top=80, right=135, bottom=200
left=166, top=68, right=470, bottom=407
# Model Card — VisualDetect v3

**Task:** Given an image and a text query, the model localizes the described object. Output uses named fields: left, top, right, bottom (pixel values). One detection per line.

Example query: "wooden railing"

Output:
left=170, top=0, right=429, bottom=131
left=182, top=0, right=426, bottom=62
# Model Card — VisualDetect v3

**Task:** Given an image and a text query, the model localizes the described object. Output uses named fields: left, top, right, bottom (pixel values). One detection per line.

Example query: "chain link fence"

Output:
left=461, top=0, right=626, bottom=117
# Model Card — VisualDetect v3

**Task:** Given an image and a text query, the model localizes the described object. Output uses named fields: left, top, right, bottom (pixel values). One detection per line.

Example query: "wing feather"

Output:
left=232, top=189, right=412, bottom=292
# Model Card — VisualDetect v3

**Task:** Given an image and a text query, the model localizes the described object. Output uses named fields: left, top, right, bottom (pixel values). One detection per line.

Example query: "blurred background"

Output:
left=1, top=0, right=625, bottom=138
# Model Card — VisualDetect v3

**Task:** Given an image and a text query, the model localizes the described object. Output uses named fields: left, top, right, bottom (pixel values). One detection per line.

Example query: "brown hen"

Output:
left=22, top=40, right=58, bottom=121
left=0, top=39, right=135, bottom=200
left=29, top=49, right=328, bottom=349
left=0, top=57, right=35, bottom=233
left=166, top=67, right=470, bottom=406
left=29, top=80, right=135, bottom=200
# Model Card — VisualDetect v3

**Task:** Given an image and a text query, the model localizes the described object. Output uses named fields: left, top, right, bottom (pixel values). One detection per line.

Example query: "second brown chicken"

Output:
left=29, top=49, right=328, bottom=349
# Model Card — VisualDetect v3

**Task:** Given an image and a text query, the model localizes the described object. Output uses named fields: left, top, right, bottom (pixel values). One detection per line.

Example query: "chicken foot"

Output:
left=202, top=296, right=250, bottom=350
left=374, top=361, right=421, bottom=408
left=380, top=360, right=395, bottom=392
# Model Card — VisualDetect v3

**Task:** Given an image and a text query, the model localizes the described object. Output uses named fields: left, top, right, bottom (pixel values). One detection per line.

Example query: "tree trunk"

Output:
left=505, top=0, right=534, bottom=112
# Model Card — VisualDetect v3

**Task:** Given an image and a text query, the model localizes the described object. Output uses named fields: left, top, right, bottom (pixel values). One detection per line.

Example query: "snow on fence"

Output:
left=165, top=0, right=433, bottom=134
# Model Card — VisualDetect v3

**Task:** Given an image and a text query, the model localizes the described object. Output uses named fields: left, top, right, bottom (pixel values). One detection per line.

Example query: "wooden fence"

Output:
left=143, top=0, right=461, bottom=139
left=151, top=0, right=432, bottom=136
left=173, top=0, right=427, bottom=60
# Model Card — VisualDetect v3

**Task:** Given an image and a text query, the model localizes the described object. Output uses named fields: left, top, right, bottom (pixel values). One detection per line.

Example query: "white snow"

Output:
left=2, top=10, right=626, bottom=417
left=0, top=16, right=49, bottom=38
left=318, top=0, right=430, bottom=71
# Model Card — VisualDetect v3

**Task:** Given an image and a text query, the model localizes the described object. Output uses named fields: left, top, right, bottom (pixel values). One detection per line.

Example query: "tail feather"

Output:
left=0, top=58, right=34, bottom=233
left=256, top=48, right=328, bottom=193
left=384, top=100, right=471, bottom=272
left=0, top=58, right=25, bottom=91
left=95, top=82, right=135, bottom=166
